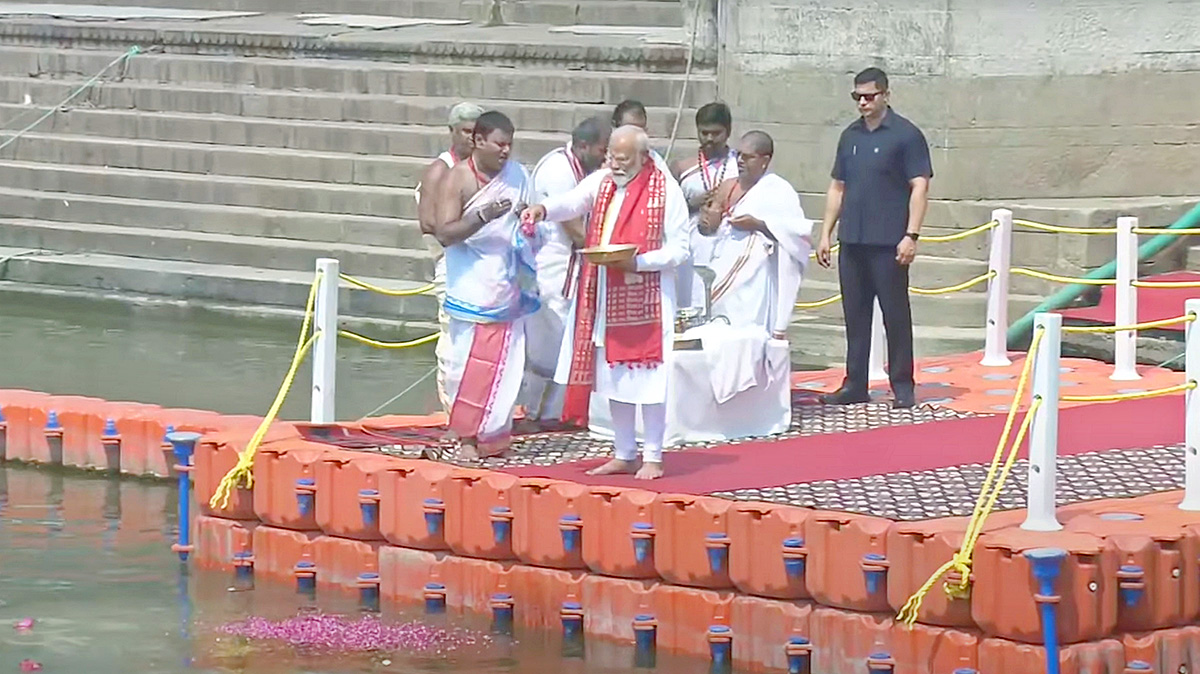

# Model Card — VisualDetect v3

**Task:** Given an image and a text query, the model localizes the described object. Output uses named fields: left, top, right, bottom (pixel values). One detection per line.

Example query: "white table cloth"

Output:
left=587, top=323, right=791, bottom=447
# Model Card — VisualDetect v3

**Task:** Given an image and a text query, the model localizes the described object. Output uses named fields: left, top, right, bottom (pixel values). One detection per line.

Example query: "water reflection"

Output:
left=0, top=465, right=734, bottom=673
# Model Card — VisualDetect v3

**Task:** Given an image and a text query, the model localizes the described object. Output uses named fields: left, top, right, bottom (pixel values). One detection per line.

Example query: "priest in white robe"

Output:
left=520, top=116, right=610, bottom=425
left=698, top=130, right=812, bottom=339
left=521, top=125, right=689, bottom=480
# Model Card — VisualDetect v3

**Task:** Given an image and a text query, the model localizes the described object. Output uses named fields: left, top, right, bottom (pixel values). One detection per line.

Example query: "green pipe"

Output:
left=1006, top=201, right=1200, bottom=346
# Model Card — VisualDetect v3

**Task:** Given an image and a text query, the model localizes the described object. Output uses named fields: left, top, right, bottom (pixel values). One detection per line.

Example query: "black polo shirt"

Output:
left=831, top=108, right=933, bottom=246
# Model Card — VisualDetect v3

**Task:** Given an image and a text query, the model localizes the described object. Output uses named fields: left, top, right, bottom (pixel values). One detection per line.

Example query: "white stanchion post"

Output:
left=1111, top=216, right=1141, bottom=381
left=1180, top=299, right=1200, bottom=511
left=1022, top=312, right=1063, bottom=532
left=981, top=208, right=1013, bottom=366
left=311, top=258, right=339, bottom=424
left=868, top=299, right=887, bottom=381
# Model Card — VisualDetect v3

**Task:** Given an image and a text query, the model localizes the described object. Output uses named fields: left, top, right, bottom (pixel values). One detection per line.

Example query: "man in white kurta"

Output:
left=415, top=102, right=484, bottom=415
left=698, top=130, right=812, bottom=339
left=521, top=126, right=689, bottom=480
left=521, top=117, right=610, bottom=424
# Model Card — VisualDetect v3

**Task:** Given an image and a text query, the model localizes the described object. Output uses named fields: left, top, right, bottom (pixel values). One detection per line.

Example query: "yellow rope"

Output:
left=795, top=293, right=843, bottom=309
left=340, top=273, right=435, bottom=297
left=1010, top=268, right=1117, bottom=286
left=808, top=243, right=841, bottom=260
left=1132, top=228, right=1200, bottom=236
left=910, top=271, right=996, bottom=296
left=1061, top=313, right=1197, bottom=334
left=209, top=274, right=322, bottom=511
left=1062, top=381, right=1196, bottom=403
left=339, top=330, right=439, bottom=349
left=1132, top=280, right=1200, bottom=289
left=1013, top=219, right=1119, bottom=235
left=921, top=220, right=998, bottom=243
left=897, top=328, right=1045, bottom=627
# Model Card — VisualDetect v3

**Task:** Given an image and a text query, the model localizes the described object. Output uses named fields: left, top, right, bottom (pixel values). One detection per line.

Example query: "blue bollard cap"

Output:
left=1024, top=547, right=1068, bottom=562
left=491, top=593, right=513, bottom=601
left=166, top=431, right=202, bottom=445
left=424, top=498, right=444, bottom=506
left=103, top=419, right=118, bottom=435
left=706, top=532, right=728, bottom=540
left=424, top=582, right=445, bottom=590
left=869, top=651, right=891, bottom=659
left=233, top=551, right=252, bottom=560
left=45, top=411, right=60, bottom=429
left=296, top=561, right=315, bottom=569
left=788, top=636, right=810, bottom=645
left=708, top=625, right=731, bottom=634
left=1120, top=564, right=1144, bottom=574
left=562, top=601, right=582, bottom=611
left=358, top=572, right=380, bottom=580
left=491, top=506, right=512, bottom=515
left=1126, top=662, right=1152, bottom=671
left=634, top=614, right=655, bottom=622
left=560, top=513, right=582, bottom=522
left=632, top=522, right=654, bottom=530
left=358, top=489, right=380, bottom=497
left=164, top=425, right=176, bottom=438
left=783, top=537, right=805, bottom=548
left=296, top=478, right=316, bottom=486
left=864, top=553, right=885, bottom=561
left=953, top=669, right=978, bottom=674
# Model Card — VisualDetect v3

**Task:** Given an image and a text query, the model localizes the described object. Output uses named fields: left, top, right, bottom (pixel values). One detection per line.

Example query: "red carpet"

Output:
left=502, top=396, right=1184, bottom=494
left=1060, top=271, right=1200, bottom=331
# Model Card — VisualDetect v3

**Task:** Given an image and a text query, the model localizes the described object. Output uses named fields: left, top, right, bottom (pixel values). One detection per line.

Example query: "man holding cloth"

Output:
left=521, top=125, right=689, bottom=480
left=434, top=111, right=538, bottom=458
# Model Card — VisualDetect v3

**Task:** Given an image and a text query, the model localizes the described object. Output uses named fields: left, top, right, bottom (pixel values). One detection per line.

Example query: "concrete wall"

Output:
left=717, top=0, right=1200, bottom=202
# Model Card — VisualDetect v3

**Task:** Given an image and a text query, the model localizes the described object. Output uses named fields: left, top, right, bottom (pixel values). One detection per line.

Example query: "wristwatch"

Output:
left=904, top=232, right=920, bottom=242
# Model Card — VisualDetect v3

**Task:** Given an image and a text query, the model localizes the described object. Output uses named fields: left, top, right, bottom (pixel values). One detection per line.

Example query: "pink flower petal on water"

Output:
left=19, top=659, right=42, bottom=672
left=13, top=618, right=35, bottom=632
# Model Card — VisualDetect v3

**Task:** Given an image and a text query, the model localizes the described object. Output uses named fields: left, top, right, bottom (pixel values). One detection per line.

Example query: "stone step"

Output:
left=0, top=47, right=713, bottom=104
left=0, top=160, right=419, bottom=219
left=1185, top=244, right=1200, bottom=269
left=0, top=247, right=438, bottom=321
left=0, top=0, right=684, bottom=26
left=0, top=102, right=698, bottom=164
left=784, top=320, right=988, bottom=364
left=2, top=132, right=431, bottom=189
left=0, top=78, right=697, bottom=140
left=0, top=218, right=436, bottom=281
left=793, top=278, right=1045, bottom=330
left=0, top=183, right=426, bottom=248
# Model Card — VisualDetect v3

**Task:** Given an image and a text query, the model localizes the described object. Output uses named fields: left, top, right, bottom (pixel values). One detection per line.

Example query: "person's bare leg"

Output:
left=635, top=402, right=666, bottom=480
left=590, top=399, right=640, bottom=476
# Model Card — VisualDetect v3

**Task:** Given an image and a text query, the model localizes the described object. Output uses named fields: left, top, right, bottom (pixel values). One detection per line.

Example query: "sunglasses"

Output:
left=851, top=91, right=884, bottom=102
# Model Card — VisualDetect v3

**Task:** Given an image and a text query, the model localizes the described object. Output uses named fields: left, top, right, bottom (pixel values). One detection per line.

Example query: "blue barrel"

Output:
left=707, top=625, right=733, bottom=674
left=560, top=514, right=582, bottom=554
left=490, top=593, right=514, bottom=635
left=359, top=489, right=380, bottom=527
left=233, top=551, right=254, bottom=586
left=424, top=498, right=446, bottom=537
left=424, top=582, right=447, bottom=614
left=786, top=635, right=812, bottom=674
left=490, top=506, right=513, bottom=546
left=295, top=478, right=316, bottom=518
left=633, top=614, right=657, bottom=668
left=783, top=537, right=806, bottom=580
left=706, top=533, right=730, bottom=574
left=358, top=572, right=381, bottom=612
left=295, top=560, right=316, bottom=594
left=632, top=522, right=655, bottom=565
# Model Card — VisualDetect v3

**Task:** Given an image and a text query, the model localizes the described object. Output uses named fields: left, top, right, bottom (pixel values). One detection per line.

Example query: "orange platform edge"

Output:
left=4, top=365, right=1198, bottom=673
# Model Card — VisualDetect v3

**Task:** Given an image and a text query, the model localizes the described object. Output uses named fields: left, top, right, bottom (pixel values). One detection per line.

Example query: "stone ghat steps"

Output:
left=0, top=245, right=439, bottom=322
left=2, top=0, right=686, bottom=28
left=0, top=47, right=716, bottom=106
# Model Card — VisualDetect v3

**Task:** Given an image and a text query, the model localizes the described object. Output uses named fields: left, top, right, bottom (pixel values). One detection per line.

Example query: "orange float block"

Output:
left=581, top=574, right=658, bottom=643
left=652, top=493, right=734, bottom=589
left=107, top=403, right=170, bottom=477
left=811, top=607, right=979, bottom=674
left=145, top=408, right=226, bottom=477
left=55, top=397, right=109, bottom=470
left=977, top=636, right=1124, bottom=673
left=251, top=525, right=320, bottom=582
left=438, top=554, right=516, bottom=614
left=312, top=535, right=381, bottom=589
left=730, top=596, right=812, bottom=673
left=378, top=545, right=449, bottom=605
left=885, top=510, right=1028, bottom=628
left=0, top=390, right=52, bottom=461
left=511, top=478, right=587, bottom=569
left=727, top=501, right=811, bottom=599
left=195, top=424, right=300, bottom=520
left=806, top=511, right=892, bottom=612
left=1065, top=510, right=1200, bottom=633
left=378, top=460, right=454, bottom=550
left=195, top=515, right=256, bottom=572
left=314, top=454, right=397, bottom=540
left=509, top=564, right=586, bottom=631
left=653, top=584, right=735, bottom=655
left=580, top=485, right=659, bottom=579
left=1121, top=625, right=1200, bottom=672
left=443, top=468, right=517, bottom=561
left=252, top=442, right=331, bottom=530
left=973, top=528, right=1118, bottom=644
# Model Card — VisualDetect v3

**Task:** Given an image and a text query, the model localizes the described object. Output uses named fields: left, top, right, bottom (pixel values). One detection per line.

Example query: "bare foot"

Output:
left=586, top=458, right=639, bottom=476
left=635, top=462, right=664, bottom=480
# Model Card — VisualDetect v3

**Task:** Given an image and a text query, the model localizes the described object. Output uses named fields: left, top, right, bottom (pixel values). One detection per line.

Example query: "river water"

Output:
left=0, top=465, right=725, bottom=673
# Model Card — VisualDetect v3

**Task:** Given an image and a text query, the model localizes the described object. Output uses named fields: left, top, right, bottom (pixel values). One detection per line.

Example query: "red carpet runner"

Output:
left=1060, top=271, right=1200, bottom=331
left=503, top=396, right=1184, bottom=494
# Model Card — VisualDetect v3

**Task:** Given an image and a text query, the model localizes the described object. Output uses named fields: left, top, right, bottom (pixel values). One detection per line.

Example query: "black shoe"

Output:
left=891, top=393, right=916, bottom=409
left=820, top=387, right=870, bottom=405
